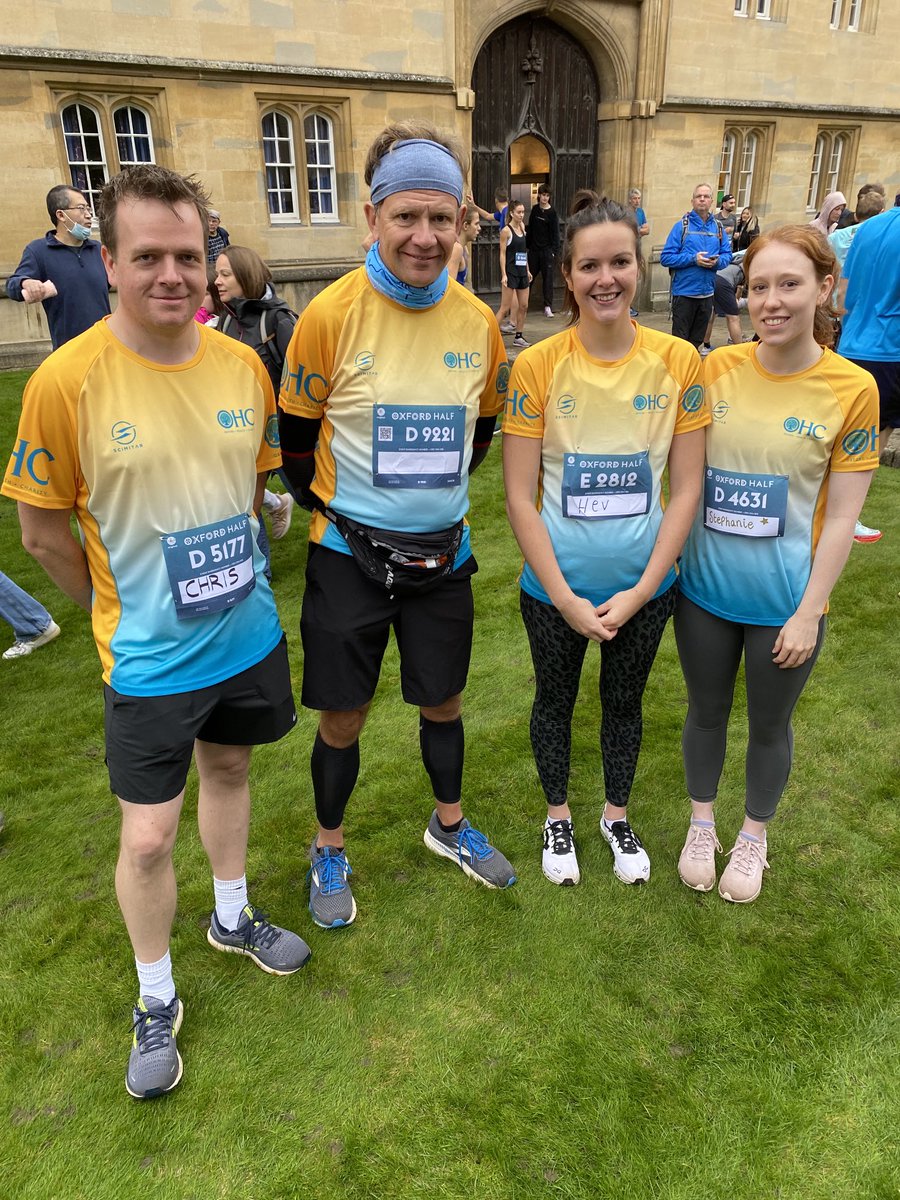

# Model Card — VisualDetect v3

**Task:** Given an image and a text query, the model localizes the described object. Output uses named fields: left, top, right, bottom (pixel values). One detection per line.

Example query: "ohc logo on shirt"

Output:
left=633, top=393, right=669, bottom=411
left=444, top=351, right=481, bottom=370
left=217, top=409, right=255, bottom=430
left=783, top=416, right=826, bottom=440
left=841, top=425, right=878, bottom=455
left=506, top=389, right=537, bottom=419
left=287, top=362, right=329, bottom=400
left=8, top=438, right=54, bottom=486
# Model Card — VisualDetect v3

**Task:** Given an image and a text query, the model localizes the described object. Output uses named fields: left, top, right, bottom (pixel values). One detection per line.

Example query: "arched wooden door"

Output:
left=471, top=16, right=599, bottom=297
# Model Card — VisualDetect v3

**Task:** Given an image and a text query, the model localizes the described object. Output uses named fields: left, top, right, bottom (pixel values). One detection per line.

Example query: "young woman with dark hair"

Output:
left=503, top=191, right=708, bottom=887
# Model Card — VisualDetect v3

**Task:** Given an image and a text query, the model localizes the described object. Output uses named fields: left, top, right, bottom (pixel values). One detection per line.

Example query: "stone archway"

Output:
left=470, top=14, right=599, bottom=295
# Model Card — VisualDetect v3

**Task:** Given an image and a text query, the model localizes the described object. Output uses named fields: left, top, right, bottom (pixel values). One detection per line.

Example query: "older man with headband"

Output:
left=279, top=124, right=516, bottom=930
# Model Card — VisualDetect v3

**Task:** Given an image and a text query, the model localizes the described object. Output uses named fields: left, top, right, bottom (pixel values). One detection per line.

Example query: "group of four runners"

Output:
left=2, top=126, right=878, bottom=1099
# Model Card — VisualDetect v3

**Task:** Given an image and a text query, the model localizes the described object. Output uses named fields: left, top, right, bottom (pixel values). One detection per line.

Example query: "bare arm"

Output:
left=254, top=472, right=267, bottom=514
left=499, top=227, right=510, bottom=287
left=772, top=469, right=875, bottom=668
left=503, top=432, right=615, bottom=642
left=18, top=503, right=92, bottom=611
left=596, top=428, right=706, bottom=629
left=447, top=242, right=464, bottom=280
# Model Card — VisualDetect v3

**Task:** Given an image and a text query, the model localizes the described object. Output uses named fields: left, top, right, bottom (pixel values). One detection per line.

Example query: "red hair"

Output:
left=743, top=224, right=839, bottom=347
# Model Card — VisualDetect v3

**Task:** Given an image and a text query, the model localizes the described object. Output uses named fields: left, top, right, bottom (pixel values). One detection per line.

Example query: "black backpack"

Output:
left=220, top=302, right=297, bottom=393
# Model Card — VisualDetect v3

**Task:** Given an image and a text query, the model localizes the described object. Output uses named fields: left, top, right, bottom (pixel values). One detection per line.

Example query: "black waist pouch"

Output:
left=328, top=510, right=464, bottom=596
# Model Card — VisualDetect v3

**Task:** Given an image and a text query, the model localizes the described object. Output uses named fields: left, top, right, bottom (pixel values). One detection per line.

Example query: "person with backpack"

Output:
left=215, top=246, right=297, bottom=541
left=660, top=183, right=732, bottom=349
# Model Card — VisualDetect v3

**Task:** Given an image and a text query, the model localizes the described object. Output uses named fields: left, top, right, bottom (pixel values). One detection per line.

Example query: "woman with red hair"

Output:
left=675, top=225, right=878, bottom=903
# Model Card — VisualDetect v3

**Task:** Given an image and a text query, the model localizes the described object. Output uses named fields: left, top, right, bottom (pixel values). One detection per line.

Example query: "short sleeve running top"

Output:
left=678, top=342, right=880, bottom=625
left=503, top=323, right=708, bottom=606
left=1, top=320, right=283, bottom=695
left=279, top=266, right=508, bottom=563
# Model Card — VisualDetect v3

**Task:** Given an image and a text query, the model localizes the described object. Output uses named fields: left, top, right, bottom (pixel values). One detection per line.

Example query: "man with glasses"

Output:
left=7, top=184, right=110, bottom=350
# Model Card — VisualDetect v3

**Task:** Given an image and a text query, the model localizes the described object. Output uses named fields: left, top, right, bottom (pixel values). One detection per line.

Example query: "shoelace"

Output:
left=239, top=908, right=282, bottom=951
left=685, top=825, right=723, bottom=860
left=456, top=825, right=494, bottom=864
left=545, top=820, right=575, bottom=855
left=133, top=1005, right=176, bottom=1054
left=307, top=850, right=352, bottom=895
left=607, top=820, right=641, bottom=854
left=727, top=837, right=769, bottom=877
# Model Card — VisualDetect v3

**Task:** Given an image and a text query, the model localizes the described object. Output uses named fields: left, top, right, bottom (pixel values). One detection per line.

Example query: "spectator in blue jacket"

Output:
left=6, top=184, right=110, bottom=350
left=660, top=182, right=732, bottom=349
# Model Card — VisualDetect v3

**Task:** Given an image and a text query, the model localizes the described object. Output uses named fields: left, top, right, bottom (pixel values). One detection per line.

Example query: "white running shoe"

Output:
left=3, top=619, right=61, bottom=660
left=541, top=818, right=580, bottom=886
left=544, top=306, right=554, bottom=318
left=601, top=818, right=650, bottom=884
left=853, top=520, right=882, bottom=543
left=269, top=494, right=294, bottom=541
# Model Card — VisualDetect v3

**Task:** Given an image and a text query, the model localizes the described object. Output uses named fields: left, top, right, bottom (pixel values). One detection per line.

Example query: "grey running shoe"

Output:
left=126, top=995, right=183, bottom=1100
left=423, top=812, right=517, bottom=889
left=308, top=839, right=357, bottom=928
left=207, top=905, right=311, bottom=974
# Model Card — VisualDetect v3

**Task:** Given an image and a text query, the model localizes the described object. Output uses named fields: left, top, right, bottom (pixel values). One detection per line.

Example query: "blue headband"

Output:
left=370, top=139, right=463, bottom=206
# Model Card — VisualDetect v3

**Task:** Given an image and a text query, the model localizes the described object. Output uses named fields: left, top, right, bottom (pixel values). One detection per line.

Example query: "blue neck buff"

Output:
left=365, top=242, right=448, bottom=310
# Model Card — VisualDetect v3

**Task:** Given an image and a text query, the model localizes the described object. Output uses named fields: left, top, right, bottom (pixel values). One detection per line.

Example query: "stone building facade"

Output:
left=1, top=0, right=897, bottom=361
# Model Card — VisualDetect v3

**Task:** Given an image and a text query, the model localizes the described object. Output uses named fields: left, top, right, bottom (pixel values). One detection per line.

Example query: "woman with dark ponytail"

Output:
left=503, top=190, right=708, bottom=888
left=674, top=225, right=879, bottom=903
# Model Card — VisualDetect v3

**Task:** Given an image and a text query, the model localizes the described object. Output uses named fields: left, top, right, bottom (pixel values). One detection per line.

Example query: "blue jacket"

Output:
left=660, top=211, right=732, bottom=297
left=6, top=232, right=110, bottom=349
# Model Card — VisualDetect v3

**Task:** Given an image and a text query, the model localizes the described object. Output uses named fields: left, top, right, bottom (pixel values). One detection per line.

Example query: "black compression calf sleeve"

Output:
left=311, top=732, right=360, bottom=830
left=419, top=716, right=464, bottom=804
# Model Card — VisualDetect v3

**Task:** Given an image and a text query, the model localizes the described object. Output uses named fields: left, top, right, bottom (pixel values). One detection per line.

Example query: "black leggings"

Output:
left=674, top=594, right=825, bottom=823
left=520, top=586, right=677, bottom=809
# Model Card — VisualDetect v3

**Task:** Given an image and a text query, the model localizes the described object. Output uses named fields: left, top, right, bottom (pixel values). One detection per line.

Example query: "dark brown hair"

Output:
left=216, top=245, right=272, bottom=301
left=98, top=164, right=210, bottom=256
left=560, top=190, right=642, bottom=324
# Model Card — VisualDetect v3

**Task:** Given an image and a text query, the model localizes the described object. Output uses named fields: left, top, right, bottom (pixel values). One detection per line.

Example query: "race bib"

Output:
left=515, top=251, right=528, bottom=268
left=161, top=514, right=255, bottom=620
left=703, top=467, right=788, bottom=537
left=372, top=405, right=465, bottom=489
left=561, top=452, right=651, bottom=520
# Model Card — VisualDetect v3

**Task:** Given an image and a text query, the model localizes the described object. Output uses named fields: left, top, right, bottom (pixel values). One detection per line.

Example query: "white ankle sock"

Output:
left=136, top=950, right=176, bottom=1005
left=214, top=875, right=249, bottom=932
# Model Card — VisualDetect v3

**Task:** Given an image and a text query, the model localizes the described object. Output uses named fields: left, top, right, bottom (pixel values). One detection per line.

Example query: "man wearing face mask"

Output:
left=7, top=184, right=111, bottom=350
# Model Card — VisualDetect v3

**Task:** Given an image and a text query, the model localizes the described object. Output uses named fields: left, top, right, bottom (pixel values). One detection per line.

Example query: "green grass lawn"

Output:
left=1, top=368, right=899, bottom=1199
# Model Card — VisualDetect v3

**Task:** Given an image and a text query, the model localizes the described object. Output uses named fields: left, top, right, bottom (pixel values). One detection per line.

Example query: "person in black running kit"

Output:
left=500, top=201, right=532, bottom=349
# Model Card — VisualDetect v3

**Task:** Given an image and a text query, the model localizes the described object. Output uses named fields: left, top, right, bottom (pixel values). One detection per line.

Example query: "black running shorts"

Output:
left=104, top=635, right=296, bottom=803
left=300, top=543, right=476, bottom=711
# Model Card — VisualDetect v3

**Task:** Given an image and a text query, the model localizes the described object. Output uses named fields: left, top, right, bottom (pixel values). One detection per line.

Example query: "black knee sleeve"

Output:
left=311, top=732, right=360, bottom=830
left=419, top=716, right=464, bottom=804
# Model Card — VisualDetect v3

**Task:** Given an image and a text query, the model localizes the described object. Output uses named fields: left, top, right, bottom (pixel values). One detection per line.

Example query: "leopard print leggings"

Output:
left=520, top=585, right=677, bottom=808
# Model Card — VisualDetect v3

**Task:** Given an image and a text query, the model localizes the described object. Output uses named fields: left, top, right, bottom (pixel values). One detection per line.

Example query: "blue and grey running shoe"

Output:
left=308, top=838, right=357, bottom=929
left=125, top=994, right=183, bottom=1100
left=207, top=905, right=311, bottom=974
left=423, top=812, right=517, bottom=889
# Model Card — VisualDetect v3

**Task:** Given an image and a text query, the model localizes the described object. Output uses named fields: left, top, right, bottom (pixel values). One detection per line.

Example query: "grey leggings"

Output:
left=674, top=594, right=825, bottom=823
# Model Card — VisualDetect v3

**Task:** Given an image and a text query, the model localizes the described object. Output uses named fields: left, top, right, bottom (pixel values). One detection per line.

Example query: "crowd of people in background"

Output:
left=0, top=130, right=895, bottom=1101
